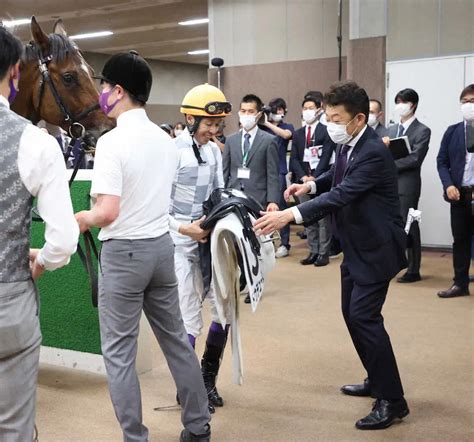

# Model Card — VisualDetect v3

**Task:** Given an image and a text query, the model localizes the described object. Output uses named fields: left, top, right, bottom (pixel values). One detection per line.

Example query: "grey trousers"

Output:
left=298, top=194, right=332, bottom=256
left=0, top=280, right=41, bottom=442
left=99, top=234, right=210, bottom=442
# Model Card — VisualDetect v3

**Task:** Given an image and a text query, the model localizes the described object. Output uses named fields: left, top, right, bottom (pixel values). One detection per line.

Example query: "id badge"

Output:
left=237, top=167, right=251, bottom=180
left=309, top=146, right=320, bottom=170
left=303, top=148, right=311, bottom=162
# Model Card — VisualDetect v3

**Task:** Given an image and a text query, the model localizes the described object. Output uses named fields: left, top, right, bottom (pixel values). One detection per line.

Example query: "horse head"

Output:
left=11, top=17, right=114, bottom=143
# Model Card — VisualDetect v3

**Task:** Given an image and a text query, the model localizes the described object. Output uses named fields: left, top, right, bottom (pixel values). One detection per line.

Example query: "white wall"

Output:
left=386, top=54, right=473, bottom=248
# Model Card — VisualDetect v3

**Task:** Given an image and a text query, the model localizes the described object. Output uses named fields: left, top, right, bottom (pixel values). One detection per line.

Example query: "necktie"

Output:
left=243, top=133, right=251, bottom=158
left=334, top=144, right=351, bottom=187
left=306, top=125, right=312, bottom=147
left=398, top=124, right=405, bottom=137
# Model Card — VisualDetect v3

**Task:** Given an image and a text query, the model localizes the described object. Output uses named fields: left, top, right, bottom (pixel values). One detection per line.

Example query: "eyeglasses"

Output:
left=182, top=101, right=232, bottom=115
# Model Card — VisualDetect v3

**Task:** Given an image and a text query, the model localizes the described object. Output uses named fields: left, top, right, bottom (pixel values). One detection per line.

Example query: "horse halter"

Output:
left=32, top=43, right=99, bottom=139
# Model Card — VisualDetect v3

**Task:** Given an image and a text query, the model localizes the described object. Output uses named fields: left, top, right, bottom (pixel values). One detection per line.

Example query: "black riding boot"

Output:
left=201, top=341, right=226, bottom=407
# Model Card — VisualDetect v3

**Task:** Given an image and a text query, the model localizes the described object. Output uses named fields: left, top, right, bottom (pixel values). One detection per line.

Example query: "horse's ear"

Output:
left=53, top=19, right=68, bottom=37
left=31, top=16, right=49, bottom=53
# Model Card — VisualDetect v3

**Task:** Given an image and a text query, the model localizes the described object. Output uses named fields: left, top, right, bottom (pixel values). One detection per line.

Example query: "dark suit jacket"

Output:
left=374, top=123, right=388, bottom=138
left=289, top=123, right=336, bottom=182
left=223, top=128, right=280, bottom=206
left=388, top=119, right=431, bottom=198
left=437, top=122, right=468, bottom=191
left=297, top=126, right=407, bottom=285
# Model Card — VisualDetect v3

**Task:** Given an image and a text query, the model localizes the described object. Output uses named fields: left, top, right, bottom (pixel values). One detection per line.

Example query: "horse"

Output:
left=11, top=16, right=114, bottom=143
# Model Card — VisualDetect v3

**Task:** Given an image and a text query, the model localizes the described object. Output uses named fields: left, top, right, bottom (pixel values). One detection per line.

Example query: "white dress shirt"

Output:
left=462, top=121, right=474, bottom=186
left=91, top=108, right=178, bottom=241
left=241, top=124, right=259, bottom=154
left=290, top=125, right=368, bottom=224
left=398, top=114, right=416, bottom=136
left=0, top=95, right=79, bottom=270
left=305, top=120, right=319, bottom=140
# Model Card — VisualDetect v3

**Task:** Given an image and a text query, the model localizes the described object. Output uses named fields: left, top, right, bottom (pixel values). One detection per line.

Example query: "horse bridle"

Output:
left=30, top=42, right=100, bottom=307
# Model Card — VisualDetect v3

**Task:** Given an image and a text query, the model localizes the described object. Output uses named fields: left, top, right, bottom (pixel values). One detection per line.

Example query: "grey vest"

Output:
left=0, top=104, right=33, bottom=282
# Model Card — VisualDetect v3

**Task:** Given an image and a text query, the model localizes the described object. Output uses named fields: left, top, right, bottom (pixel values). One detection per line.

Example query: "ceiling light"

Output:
left=188, top=49, right=209, bottom=55
left=179, top=18, right=209, bottom=26
left=70, top=31, right=113, bottom=40
left=3, top=18, right=30, bottom=27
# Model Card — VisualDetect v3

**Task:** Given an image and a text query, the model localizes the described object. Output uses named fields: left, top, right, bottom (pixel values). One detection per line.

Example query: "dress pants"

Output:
left=278, top=173, right=290, bottom=249
left=0, top=280, right=41, bottom=442
left=340, top=264, right=404, bottom=400
left=450, top=190, right=473, bottom=288
left=99, top=234, right=210, bottom=441
left=399, top=193, right=421, bottom=274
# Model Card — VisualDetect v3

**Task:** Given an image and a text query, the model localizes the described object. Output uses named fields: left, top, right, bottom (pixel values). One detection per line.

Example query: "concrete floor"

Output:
left=36, top=231, right=474, bottom=441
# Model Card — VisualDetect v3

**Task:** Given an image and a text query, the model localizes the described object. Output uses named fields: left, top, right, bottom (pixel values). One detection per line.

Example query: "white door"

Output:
left=386, top=55, right=472, bottom=248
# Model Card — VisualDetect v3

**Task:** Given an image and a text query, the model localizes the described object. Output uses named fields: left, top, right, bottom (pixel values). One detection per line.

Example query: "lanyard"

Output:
left=242, top=149, right=250, bottom=167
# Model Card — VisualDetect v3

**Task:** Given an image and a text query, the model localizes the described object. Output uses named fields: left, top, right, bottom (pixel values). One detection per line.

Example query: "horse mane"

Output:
left=23, top=33, right=79, bottom=63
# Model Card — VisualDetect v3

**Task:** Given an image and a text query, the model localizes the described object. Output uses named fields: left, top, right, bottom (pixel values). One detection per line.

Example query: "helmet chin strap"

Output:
left=186, top=115, right=206, bottom=165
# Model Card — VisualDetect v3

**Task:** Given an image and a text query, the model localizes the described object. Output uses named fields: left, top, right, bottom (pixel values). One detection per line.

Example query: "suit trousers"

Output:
left=0, top=280, right=41, bottom=442
left=450, top=193, right=473, bottom=288
left=340, top=264, right=404, bottom=400
left=99, top=234, right=210, bottom=441
left=298, top=194, right=331, bottom=256
left=278, top=173, right=291, bottom=248
left=399, top=193, right=421, bottom=274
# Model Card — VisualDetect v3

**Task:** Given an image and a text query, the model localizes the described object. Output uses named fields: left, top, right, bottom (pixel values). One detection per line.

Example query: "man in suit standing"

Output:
left=290, top=92, right=336, bottom=266
left=436, top=84, right=474, bottom=298
left=255, top=81, right=409, bottom=430
left=385, top=88, right=431, bottom=283
left=368, top=99, right=388, bottom=137
left=223, top=94, right=279, bottom=212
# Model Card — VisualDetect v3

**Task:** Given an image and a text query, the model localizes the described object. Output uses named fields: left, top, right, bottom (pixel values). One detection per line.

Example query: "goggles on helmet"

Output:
left=182, top=101, right=232, bottom=115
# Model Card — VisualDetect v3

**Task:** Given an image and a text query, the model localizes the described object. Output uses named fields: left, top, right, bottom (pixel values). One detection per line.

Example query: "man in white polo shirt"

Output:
left=75, top=51, right=211, bottom=442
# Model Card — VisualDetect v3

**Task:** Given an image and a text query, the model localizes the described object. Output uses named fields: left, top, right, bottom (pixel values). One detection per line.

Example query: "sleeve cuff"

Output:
left=169, top=215, right=182, bottom=234
left=290, top=206, right=304, bottom=225
left=308, top=181, right=317, bottom=194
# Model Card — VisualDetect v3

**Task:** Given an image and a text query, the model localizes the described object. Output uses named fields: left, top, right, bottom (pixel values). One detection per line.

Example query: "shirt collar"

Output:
left=0, top=95, right=10, bottom=108
left=305, top=120, right=318, bottom=131
left=242, top=124, right=258, bottom=139
left=347, top=125, right=368, bottom=148
left=400, top=114, right=416, bottom=131
left=116, top=108, right=148, bottom=126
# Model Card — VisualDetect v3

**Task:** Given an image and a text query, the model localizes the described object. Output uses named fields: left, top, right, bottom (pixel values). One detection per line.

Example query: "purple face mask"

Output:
left=99, top=87, right=119, bottom=115
left=8, top=77, right=18, bottom=104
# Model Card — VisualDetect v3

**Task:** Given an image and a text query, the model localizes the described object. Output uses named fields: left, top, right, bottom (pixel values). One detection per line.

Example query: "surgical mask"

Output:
left=240, top=114, right=257, bottom=131
left=367, top=113, right=378, bottom=127
left=461, top=102, right=474, bottom=121
left=270, top=113, right=283, bottom=123
left=8, top=76, right=18, bottom=104
left=302, top=109, right=317, bottom=123
left=326, top=116, right=357, bottom=145
left=99, top=87, right=120, bottom=115
left=395, top=102, right=412, bottom=118
left=174, top=129, right=183, bottom=136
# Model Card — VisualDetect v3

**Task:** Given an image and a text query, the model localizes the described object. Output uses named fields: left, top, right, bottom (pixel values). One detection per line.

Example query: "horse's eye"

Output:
left=62, top=73, right=75, bottom=85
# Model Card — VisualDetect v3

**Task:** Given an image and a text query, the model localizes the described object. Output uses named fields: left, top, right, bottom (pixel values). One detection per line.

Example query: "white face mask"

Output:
left=174, top=129, right=183, bottom=136
left=302, top=109, right=317, bottom=124
left=270, top=113, right=283, bottom=123
left=367, top=113, right=378, bottom=127
left=240, top=114, right=257, bottom=131
left=395, top=102, right=412, bottom=118
left=326, top=116, right=357, bottom=145
left=461, top=102, right=474, bottom=121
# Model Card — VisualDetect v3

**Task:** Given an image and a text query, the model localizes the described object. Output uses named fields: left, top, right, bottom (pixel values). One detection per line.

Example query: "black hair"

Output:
left=394, top=88, right=419, bottom=112
left=460, top=84, right=474, bottom=100
left=269, top=97, right=287, bottom=111
left=174, top=122, right=185, bottom=130
left=241, top=94, right=263, bottom=111
left=160, top=123, right=173, bottom=135
left=0, top=25, right=23, bottom=80
left=370, top=99, right=383, bottom=113
left=302, top=90, right=323, bottom=108
left=324, top=81, right=369, bottom=121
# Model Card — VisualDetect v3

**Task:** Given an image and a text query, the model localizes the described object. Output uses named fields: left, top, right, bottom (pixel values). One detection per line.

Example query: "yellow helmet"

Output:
left=180, top=83, right=231, bottom=117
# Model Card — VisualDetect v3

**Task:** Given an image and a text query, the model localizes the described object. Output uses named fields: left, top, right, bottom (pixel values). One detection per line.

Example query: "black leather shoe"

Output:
left=340, top=378, right=371, bottom=397
left=296, top=231, right=307, bottom=239
left=300, top=253, right=318, bottom=265
left=180, top=424, right=211, bottom=442
left=437, top=284, right=470, bottom=298
left=470, top=275, right=474, bottom=282
left=355, top=398, right=409, bottom=430
left=397, top=272, right=421, bottom=283
left=244, top=294, right=251, bottom=304
left=314, top=255, right=329, bottom=267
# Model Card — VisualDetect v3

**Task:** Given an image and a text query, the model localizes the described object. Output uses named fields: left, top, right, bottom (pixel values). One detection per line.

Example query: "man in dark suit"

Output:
left=290, top=92, right=336, bottom=266
left=385, top=88, right=431, bottom=283
left=255, top=81, right=409, bottom=430
left=368, top=99, right=388, bottom=137
left=223, top=94, right=279, bottom=211
left=436, top=84, right=474, bottom=298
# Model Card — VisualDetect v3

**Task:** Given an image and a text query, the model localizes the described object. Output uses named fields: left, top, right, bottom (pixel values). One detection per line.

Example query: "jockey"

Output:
left=169, top=83, right=232, bottom=412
